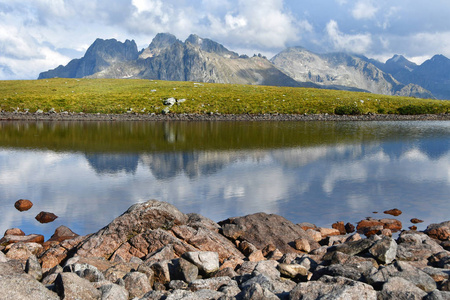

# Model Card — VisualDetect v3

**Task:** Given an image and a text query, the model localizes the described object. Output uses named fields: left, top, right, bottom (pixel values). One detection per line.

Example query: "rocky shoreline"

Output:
left=1, top=111, right=450, bottom=122
left=1, top=200, right=450, bottom=299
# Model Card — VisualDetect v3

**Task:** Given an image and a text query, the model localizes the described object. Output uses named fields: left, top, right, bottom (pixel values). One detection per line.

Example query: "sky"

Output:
left=1, top=0, right=450, bottom=79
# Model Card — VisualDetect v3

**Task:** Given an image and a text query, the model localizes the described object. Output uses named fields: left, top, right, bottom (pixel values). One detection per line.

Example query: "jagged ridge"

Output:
left=38, top=33, right=450, bottom=99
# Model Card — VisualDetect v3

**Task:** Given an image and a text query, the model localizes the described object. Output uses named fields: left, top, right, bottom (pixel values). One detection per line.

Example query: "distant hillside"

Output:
left=39, top=33, right=450, bottom=99
left=270, top=47, right=433, bottom=99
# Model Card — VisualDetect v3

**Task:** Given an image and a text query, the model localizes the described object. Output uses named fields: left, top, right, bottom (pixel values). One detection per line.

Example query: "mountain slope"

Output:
left=39, top=38, right=139, bottom=79
left=38, top=33, right=439, bottom=99
left=396, top=55, right=450, bottom=100
left=270, top=47, right=433, bottom=98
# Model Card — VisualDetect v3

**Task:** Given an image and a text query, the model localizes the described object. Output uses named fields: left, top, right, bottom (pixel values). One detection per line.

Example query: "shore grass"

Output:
left=1, top=78, right=449, bottom=115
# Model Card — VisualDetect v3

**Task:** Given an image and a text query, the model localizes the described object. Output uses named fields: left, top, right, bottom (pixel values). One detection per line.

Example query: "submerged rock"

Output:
left=14, top=199, right=33, bottom=211
left=384, top=208, right=402, bottom=216
left=35, top=211, right=58, bottom=223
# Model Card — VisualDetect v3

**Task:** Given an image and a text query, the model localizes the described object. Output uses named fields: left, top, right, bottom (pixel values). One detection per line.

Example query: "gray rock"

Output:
left=368, top=261, right=437, bottom=292
left=42, top=264, right=63, bottom=285
left=145, top=244, right=176, bottom=262
left=237, top=282, right=279, bottom=300
left=182, top=251, right=219, bottom=276
left=164, top=97, right=177, bottom=106
left=313, top=263, right=368, bottom=282
left=123, top=271, right=152, bottom=298
left=0, top=274, right=60, bottom=300
left=241, top=273, right=296, bottom=296
left=0, top=250, right=7, bottom=262
left=189, top=276, right=237, bottom=292
left=333, top=238, right=375, bottom=256
left=99, top=283, right=129, bottom=300
left=422, top=267, right=450, bottom=283
left=253, top=260, right=280, bottom=280
left=168, top=279, right=189, bottom=290
left=64, top=263, right=106, bottom=282
left=25, top=254, right=43, bottom=281
left=54, top=272, right=102, bottom=300
left=0, top=261, right=25, bottom=276
left=424, top=289, right=450, bottom=300
left=368, top=236, right=397, bottom=264
left=150, top=260, right=171, bottom=284
left=378, top=276, right=427, bottom=300
left=172, top=289, right=225, bottom=300
left=177, top=257, right=199, bottom=283
left=289, top=275, right=376, bottom=300
left=140, top=290, right=168, bottom=299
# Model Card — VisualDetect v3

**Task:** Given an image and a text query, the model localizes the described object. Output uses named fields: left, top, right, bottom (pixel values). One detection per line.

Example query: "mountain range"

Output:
left=38, top=33, right=450, bottom=100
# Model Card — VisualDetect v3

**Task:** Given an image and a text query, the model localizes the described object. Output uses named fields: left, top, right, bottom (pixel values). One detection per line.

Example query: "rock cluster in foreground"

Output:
left=1, top=200, right=450, bottom=299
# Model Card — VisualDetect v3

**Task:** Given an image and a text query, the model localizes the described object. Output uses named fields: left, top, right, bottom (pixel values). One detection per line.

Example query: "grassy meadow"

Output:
left=1, top=78, right=449, bottom=115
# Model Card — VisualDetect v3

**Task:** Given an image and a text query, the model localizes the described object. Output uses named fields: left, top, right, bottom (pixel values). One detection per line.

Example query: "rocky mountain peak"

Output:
left=185, top=34, right=238, bottom=58
left=86, top=38, right=138, bottom=61
left=139, top=33, right=180, bottom=59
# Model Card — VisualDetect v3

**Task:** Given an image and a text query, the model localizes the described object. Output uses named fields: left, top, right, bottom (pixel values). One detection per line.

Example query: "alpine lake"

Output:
left=1, top=120, right=449, bottom=240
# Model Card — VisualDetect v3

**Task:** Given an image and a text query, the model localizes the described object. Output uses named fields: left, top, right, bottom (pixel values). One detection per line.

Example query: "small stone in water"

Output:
left=14, top=199, right=33, bottom=211
left=383, top=208, right=402, bottom=216
left=35, top=211, right=58, bottom=223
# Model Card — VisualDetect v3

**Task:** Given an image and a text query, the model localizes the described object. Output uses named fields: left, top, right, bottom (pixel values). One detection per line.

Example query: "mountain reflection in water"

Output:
left=0, top=120, right=449, bottom=239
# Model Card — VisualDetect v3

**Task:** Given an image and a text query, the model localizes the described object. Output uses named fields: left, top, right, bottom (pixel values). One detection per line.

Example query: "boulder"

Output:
left=368, top=261, right=437, bottom=292
left=98, top=284, right=129, bottom=300
left=289, top=275, right=377, bottom=299
left=332, top=221, right=347, bottom=235
left=14, top=199, right=33, bottom=211
left=6, top=242, right=43, bottom=260
left=333, top=238, right=375, bottom=256
left=219, top=212, right=320, bottom=254
left=123, top=271, right=152, bottom=298
left=425, top=221, right=450, bottom=241
left=188, top=276, right=237, bottom=292
left=378, top=276, right=427, bottom=299
left=0, top=234, right=44, bottom=245
left=237, top=282, right=279, bottom=300
left=171, top=225, right=245, bottom=263
left=39, top=235, right=86, bottom=270
left=76, top=200, right=188, bottom=259
left=176, top=257, right=199, bottom=283
left=0, top=274, right=59, bottom=300
left=63, top=263, right=106, bottom=282
left=277, top=263, right=311, bottom=280
left=35, top=211, right=58, bottom=223
left=182, top=251, right=219, bottom=276
left=4, top=228, right=25, bottom=236
left=25, top=254, right=43, bottom=281
left=54, top=272, right=102, bottom=300
left=368, top=236, right=398, bottom=264
left=253, top=260, right=280, bottom=280
left=47, top=225, right=79, bottom=243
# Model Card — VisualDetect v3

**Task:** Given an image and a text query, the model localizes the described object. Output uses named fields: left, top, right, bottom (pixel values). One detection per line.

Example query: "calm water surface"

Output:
left=0, top=120, right=449, bottom=239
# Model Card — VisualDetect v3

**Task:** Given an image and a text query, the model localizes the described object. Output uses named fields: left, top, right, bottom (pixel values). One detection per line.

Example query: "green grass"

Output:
left=1, top=78, right=449, bottom=115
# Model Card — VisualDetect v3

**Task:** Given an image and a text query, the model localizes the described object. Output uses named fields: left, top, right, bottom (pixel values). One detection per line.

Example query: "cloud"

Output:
left=1, top=0, right=450, bottom=79
left=352, top=0, right=378, bottom=20
left=326, top=20, right=372, bottom=53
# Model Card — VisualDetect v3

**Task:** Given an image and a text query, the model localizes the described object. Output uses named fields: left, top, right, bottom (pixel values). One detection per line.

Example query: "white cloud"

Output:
left=326, top=20, right=372, bottom=53
left=1, top=0, right=450, bottom=79
left=352, top=0, right=378, bottom=20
